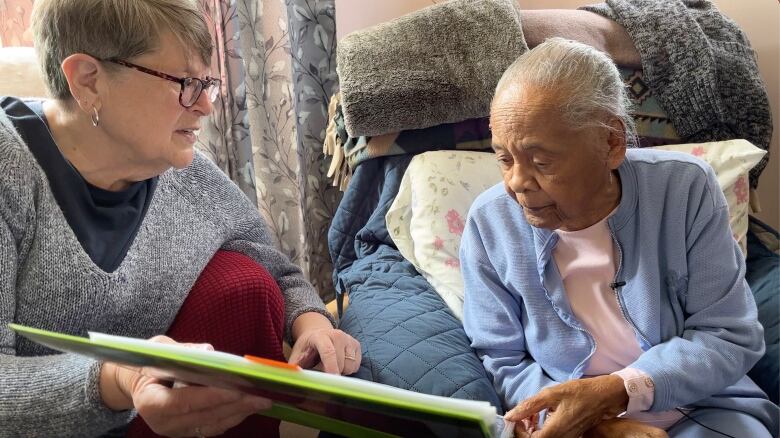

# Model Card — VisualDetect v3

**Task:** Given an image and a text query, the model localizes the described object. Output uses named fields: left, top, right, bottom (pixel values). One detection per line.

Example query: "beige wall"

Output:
left=336, top=0, right=780, bottom=229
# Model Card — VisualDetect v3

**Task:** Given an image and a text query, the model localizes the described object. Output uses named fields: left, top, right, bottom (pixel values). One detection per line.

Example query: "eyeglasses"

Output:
left=105, top=58, right=221, bottom=108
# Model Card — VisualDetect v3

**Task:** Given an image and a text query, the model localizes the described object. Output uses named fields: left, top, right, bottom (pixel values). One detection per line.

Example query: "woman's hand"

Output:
left=584, top=418, right=668, bottom=438
left=100, top=336, right=271, bottom=437
left=505, top=375, right=629, bottom=438
left=512, top=412, right=541, bottom=438
left=288, top=312, right=362, bottom=375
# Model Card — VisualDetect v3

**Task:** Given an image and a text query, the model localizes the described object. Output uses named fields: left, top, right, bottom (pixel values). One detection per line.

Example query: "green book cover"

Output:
left=9, top=324, right=501, bottom=438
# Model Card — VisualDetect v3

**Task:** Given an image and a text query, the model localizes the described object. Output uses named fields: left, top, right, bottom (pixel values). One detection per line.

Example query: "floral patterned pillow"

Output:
left=386, top=151, right=502, bottom=320
left=386, top=141, right=765, bottom=320
left=652, top=139, right=765, bottom=256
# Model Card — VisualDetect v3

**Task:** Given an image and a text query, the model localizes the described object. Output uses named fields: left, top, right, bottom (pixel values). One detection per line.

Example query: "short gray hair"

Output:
left=32, top=0, right=213, bottom=100
left=493, top=37, right=636, bottom=145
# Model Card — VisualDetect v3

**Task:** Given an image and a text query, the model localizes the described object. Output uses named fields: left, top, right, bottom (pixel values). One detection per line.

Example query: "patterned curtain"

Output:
left=199, top=0, right=341, bottom=299
left=0, top=0, right=341, bottom=299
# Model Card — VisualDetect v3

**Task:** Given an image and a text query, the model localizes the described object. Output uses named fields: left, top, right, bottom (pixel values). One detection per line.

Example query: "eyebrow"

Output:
left=492, top=142, right=550, bottom=153
left=183, top=63, right=213, bottom=78
left=520, top=143, right=546, bottom=151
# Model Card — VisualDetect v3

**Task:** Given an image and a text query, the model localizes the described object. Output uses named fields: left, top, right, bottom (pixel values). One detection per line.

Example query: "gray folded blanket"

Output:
left=581, top=0, right=772, bottom=188
left=336, top=0, right=527, bottom=138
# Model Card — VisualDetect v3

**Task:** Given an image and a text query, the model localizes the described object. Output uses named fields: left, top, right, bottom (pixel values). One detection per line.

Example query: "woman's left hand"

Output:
left=287, top=312, right=361, bottom=375
left=505, top=375, right=629, bottom=438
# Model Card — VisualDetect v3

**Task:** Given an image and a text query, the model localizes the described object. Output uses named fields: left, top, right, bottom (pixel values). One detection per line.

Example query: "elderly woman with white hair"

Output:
left=461, top=38, right=778, bottom=438
left=0, top=0, right=360, bottom=437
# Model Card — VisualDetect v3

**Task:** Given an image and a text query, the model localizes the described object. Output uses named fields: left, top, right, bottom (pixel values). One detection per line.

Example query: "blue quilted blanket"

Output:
left=328, top=155, right=502, bottom=410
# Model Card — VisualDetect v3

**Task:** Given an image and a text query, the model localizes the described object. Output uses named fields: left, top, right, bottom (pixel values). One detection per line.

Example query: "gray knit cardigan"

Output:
left=0, top=106, right=333, bottom=437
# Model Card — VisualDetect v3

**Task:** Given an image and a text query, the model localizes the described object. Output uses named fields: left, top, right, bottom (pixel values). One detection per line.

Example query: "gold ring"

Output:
left=345, top=354, right=356, bottom=361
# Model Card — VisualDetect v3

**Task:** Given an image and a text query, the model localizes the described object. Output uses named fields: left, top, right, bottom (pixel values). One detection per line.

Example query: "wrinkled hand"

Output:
left=584, top=418, right=668, bottom=438
left=512, top=412, right=541, bottom=438
left=505, top=375, right=629, bottom=438
left=288, top=327, right=361, bottom=375
left=101, top=336, right=271, bottom=437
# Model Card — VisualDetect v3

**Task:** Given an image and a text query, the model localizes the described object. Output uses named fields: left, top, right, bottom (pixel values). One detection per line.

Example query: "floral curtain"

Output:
left=0, top=0, right=341, bottom=299
left=199, top=0, right=341, bottom=299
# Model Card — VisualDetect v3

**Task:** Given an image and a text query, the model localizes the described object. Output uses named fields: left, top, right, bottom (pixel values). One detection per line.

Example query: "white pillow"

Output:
left=386, top=151, right=502, bottom=320
left=386, top=140, right=766, bottom=320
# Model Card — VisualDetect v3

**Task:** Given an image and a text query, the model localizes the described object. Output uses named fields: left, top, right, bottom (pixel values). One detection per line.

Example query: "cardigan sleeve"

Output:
left=460, top=216, right=559, bottom=410
left=628, top=168, right=765, bottom=410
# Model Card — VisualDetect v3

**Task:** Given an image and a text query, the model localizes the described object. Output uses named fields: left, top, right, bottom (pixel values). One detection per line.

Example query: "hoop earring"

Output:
left=91, top=106, right=100, bottom=127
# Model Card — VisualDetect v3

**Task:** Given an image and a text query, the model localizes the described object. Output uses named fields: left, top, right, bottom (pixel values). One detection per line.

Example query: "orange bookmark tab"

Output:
left=244, top=355, right=301, bottom=371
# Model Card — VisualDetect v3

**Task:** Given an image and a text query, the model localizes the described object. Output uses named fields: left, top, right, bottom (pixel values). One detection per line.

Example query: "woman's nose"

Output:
left=190, top=89, right=215, bottom=116
left=507, top=164, right=539, bottom=193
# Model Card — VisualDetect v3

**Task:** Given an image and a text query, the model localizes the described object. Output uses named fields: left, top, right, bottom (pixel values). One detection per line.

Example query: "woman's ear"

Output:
left=606, top=117, right=627, bottom=170
left=60, top=53, right=103, bottom=112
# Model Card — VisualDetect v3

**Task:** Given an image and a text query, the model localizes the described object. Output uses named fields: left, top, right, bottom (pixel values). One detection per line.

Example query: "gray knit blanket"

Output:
left=583, top=0, right=771, bottom=188
left=336, top=0, right=528, bottom=138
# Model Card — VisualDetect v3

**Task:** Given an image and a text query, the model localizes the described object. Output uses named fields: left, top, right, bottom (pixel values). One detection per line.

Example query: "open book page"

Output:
left=11, top=324, right=498, bottom=438
left=90, top=331, right=497, bottom=425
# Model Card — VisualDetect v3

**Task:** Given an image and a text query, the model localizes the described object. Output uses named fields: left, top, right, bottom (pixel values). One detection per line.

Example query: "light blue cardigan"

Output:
left=461, top=148, right=778, bottom=434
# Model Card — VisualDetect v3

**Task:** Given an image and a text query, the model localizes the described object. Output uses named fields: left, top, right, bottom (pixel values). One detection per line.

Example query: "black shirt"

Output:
left=1, top=96, right=157, bottom=273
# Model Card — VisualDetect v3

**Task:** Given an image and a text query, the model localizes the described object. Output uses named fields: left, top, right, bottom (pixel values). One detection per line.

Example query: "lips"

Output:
left=176, top=127, right=200, bottom=134
left=522, top=204, right=552, bottom=213
left=175, top=128, right=199, bottom=144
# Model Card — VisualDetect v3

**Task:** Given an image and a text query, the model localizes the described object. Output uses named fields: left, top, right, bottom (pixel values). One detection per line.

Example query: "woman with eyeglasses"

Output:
left=0, top=1, right=360, bottom=437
